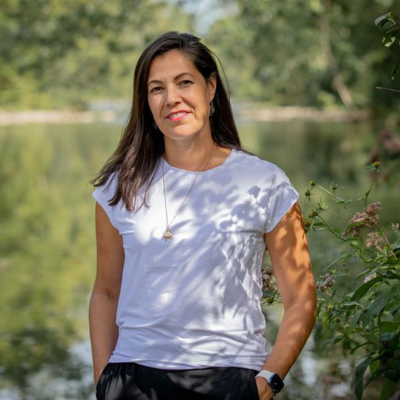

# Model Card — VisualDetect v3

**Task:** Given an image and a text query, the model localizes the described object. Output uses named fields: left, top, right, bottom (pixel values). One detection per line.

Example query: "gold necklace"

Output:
left=161, top=146, right=215, bottom=241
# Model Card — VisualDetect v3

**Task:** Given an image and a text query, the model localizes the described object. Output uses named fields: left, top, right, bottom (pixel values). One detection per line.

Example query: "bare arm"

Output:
left=89, top=202, right=124, bottom=383
left=256, top=202, right=317, bottom=400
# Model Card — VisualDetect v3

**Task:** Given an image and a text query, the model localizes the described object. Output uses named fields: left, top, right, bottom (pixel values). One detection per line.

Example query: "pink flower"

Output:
left=365, top=231, right=383, bottom=249
left=391, top=223, right=399, bottom=232
left=262, top=266, right=277, bottom=292
left=316, top=274, right=336, bottom=292
left=364, top=273, right=377, bottom=283
left=343, top=202, right=382, bottom=237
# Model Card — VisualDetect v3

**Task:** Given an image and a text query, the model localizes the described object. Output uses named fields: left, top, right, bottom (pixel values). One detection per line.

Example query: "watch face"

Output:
left=269, top=373, right=284, bottom=394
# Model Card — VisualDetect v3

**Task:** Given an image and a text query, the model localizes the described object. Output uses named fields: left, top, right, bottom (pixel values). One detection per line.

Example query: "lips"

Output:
left=166, top=111, right=190, bottom=121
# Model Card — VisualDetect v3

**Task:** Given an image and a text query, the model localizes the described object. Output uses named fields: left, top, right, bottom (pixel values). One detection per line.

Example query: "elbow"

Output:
left=91, top=282, right=120, bottom=303
left=306, top=284, right=318, bottom=323
left=285, top=286, right=317, bottom=323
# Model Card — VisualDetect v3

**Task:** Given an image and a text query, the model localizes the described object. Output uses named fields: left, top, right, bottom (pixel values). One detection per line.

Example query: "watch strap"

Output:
left=255, top=370, right=274, bottom=380
left=255, top=370, right=284, bottom=395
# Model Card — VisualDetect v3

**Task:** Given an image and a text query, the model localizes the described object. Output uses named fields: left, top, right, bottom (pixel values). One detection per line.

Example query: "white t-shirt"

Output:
left=93, top=149, right=299, bottom=370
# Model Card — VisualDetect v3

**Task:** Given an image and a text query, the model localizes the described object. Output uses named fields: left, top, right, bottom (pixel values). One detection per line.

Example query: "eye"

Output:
left=149, top=86, right=163, bottom=94
left=179, top=80, right=192, bottom=87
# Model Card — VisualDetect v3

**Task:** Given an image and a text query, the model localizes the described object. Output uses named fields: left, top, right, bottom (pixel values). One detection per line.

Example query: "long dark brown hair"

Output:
left=92, top=31, right=243, bottom=211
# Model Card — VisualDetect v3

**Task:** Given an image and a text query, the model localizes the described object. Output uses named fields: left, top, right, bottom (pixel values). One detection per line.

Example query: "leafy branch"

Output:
left=303, top=164, right=400, bottom=400
left=375, top=12, right=400, bottom=80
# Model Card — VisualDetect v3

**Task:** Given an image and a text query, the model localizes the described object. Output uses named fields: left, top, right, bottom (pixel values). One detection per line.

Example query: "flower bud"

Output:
left=330, top=183, right=338, bottom=192
left=308, top=211, right=318, bottom=218
left=266, top=296, right=274, bottom=304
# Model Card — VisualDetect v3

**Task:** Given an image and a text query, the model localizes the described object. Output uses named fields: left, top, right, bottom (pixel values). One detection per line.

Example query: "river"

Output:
left=0, top=118, right=394, bottom=399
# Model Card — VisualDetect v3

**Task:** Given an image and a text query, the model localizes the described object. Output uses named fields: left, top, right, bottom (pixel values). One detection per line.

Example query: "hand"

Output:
left=94, top=372, right=101, bottom=385
left=94, top=366, right=105, bottom=385
left=255, top=377, right=275, bottom=400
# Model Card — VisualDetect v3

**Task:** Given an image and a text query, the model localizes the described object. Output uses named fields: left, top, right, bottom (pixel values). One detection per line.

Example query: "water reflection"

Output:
left=0, top=120, right=391, bottom=399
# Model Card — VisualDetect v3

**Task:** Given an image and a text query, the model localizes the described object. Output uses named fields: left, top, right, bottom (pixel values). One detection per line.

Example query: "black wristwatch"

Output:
left=255, top=370, right=284, bottom=396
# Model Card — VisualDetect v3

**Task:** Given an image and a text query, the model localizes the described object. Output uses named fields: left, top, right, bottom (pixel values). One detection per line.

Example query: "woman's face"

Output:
left=147, top=50, right=216, bottom=145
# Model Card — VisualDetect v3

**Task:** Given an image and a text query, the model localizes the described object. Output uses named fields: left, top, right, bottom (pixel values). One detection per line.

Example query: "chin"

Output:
left=163, top=128, right=202, bottom=140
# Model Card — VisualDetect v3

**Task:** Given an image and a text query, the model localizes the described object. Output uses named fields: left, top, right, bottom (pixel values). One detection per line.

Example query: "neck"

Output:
left=164, top=137, right=216, bottom=171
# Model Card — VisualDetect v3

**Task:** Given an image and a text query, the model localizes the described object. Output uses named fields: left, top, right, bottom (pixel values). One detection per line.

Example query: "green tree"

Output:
left=205, top=0, right=400, bottom=114
left=0, top=0, right=193, bottom=109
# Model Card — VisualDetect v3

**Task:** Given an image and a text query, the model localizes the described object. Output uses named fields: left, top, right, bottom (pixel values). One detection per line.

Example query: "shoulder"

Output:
left=232, top=150, right=290, bottom=181
left=97, top=172, right=118, bottom=191
left=93, top=172, right=119, bottom=205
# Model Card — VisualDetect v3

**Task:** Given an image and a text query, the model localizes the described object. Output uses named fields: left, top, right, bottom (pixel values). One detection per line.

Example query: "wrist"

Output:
left=255, top=377, right=274, bottom=399
left=255, top=370, right=284, bottom=396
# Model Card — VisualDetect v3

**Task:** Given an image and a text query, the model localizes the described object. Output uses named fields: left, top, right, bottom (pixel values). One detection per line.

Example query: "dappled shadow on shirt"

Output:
left=105, top=153, right=313, bottom=374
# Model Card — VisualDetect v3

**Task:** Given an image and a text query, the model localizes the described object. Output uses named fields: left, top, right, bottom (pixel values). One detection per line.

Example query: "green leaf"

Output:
left=365, top=367, right=393, bottom=395
left=391, top=62, right=400, bottom=80
left=262, top=289, right=275, bottom=297
left=383, top=30, right=397, bottom=47
left=370, top=359, right=380, bottom=376
left=324, top=253, right=352, bottom=270
left=349, top=309, right=364, bottom=330
left=360, top=286, right=397, bottom=327
left=379, top=321, right=400, bottom=334
left=349, top=341, right=371, bottom=354
left=321, top=335, right=343, bottom=350
left=316, top=301, right=324, bottom=318
left=311, top=221, right=325, bottom=228
left=351, top=276, right=381, bottom=300
left=353, top=357, right=373, bottom=400
left=375, top=13, right=391, bottom=27
left=388, top=302, right=400, bottom=315
left=380, top=379, right=397, bottom=400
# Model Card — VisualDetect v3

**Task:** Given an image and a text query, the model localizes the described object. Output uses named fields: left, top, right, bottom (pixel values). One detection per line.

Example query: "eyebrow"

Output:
left=148, top=72, right=195, bottom=87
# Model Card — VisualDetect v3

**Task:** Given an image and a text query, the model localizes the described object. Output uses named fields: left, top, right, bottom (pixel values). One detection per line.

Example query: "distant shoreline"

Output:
left=0, top=110, right=119, bottom=125
left=236, top=105, right=370, bottom=122
left=0, top=106, right=370, bottom=125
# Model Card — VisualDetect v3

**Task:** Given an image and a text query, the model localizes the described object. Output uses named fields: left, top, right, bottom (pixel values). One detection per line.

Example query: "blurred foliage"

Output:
left=375, top=12, right=400, bottom=80
left=1, top=0, right=400, bottom=117
left=206, top=0, right=400, bottom=116
left=368, top=127, right=400, bottom=186
left=0, top=0, right=193, bottom=109
left=303, top=168, right=400, bottom=400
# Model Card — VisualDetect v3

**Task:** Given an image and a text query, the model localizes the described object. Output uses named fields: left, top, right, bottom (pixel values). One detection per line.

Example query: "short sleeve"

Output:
left=264, top=168, right=299, bottom=233
left=92, top=174, right=118, bottom=229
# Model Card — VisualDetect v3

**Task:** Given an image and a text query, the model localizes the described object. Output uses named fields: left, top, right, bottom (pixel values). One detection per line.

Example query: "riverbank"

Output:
left=0, top=110, right=118, bottom=125
left=236, top=105, right=370, bottom=122
left=0, top=105, right=370, bottom=125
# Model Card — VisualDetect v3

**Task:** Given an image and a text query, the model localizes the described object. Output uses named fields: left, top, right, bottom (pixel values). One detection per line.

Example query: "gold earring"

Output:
left=210, top=101, right=215, bottom=116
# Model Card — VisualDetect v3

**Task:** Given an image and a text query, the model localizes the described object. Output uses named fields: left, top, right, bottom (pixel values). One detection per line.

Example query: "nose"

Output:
left=165, top=85, right=181, bottom=106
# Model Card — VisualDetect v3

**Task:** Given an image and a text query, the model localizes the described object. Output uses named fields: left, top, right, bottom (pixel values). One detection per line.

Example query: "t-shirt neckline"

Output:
left=162, top=148, right=239, bottom=175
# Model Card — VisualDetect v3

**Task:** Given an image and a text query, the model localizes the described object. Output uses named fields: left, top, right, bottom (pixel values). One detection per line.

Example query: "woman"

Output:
left=90, top=32, right=316, bottom=400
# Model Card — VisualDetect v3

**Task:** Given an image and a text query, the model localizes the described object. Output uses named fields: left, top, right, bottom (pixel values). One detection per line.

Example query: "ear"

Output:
left=207, top=74, right=217, bottom=102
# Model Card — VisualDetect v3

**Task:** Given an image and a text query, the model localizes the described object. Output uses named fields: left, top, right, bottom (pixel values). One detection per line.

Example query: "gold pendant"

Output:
left=163, top=228, right=173, bottom=240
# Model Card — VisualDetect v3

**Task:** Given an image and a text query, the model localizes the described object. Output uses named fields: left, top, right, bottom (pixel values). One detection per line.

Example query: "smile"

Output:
left=167, top=111, right=189, bottom=121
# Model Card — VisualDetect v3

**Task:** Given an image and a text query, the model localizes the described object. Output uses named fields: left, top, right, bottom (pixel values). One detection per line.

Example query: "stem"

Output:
left=317, top=215, right=371, bottom=266
left=378, top=223, right=397, bottom=257
left=316, top=185, right=337, bottom=197
left=376, top=86, right=400, bottom=93
left=318, top=215, right=348, bottom=242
